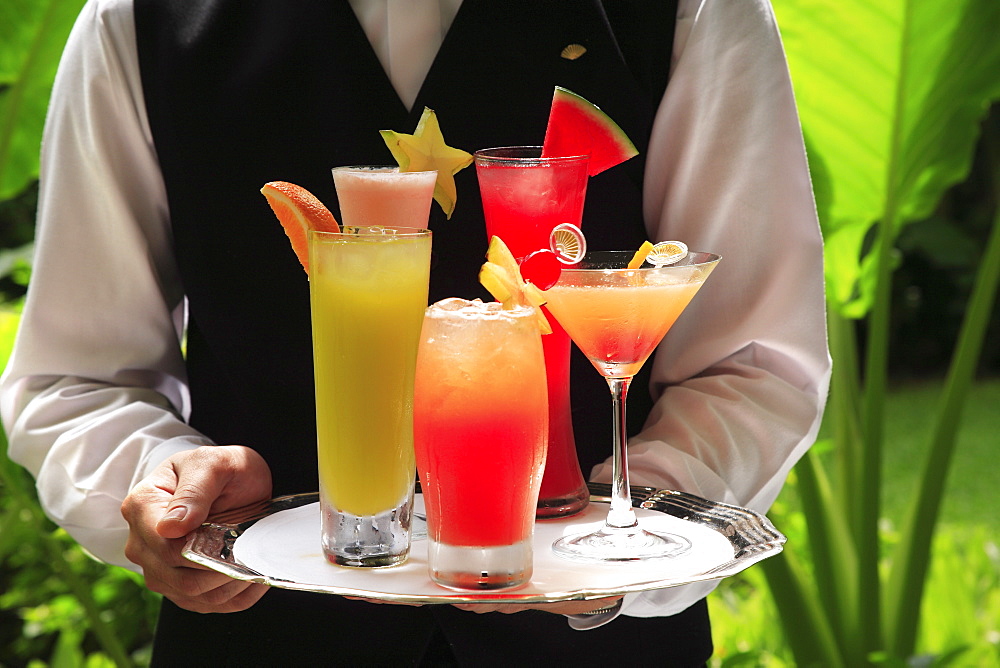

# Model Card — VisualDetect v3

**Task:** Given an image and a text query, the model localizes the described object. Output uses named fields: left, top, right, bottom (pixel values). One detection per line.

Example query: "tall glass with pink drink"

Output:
left=332, top=166, right=437, bottom=228
left=474, top=146, right=590, bottom=518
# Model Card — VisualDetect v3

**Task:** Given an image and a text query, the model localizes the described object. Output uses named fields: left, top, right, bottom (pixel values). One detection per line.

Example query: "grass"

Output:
left=709, top=376, right=1000, bottom=666
left=880, top=377, right=1000, bottom=532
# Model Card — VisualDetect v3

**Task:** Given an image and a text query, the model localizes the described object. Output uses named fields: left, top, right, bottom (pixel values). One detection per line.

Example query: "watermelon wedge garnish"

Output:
left=541, top=87, right=639, bottom=176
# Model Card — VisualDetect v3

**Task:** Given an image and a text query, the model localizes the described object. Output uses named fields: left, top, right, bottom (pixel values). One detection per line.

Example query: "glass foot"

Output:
left=535, top=485, right=590, bottom=519
left=552, top=525, right=692, bottom=562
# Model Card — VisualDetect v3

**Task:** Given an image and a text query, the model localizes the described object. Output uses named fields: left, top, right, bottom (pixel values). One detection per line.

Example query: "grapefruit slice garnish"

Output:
left=628, top=241, right=655, bottom=269
left=261, top=181, right=340, bottom=274
left=540, top=87, right=639, bottom=176
left=549, top=223, right=587, bottom=264
left=647, top=241, right=688, bottom=266
left=479, top=237, right=552, bottom=334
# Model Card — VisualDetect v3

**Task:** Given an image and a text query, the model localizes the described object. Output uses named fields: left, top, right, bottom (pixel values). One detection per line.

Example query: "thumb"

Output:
left=156, top=499, right=204, bottom=538
left=155, top=450, right=233, bottom=539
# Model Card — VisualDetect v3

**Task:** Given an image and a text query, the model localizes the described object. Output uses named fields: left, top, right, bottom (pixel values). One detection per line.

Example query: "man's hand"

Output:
left=451, top=597, right=622, bottom=616
left=122, top=445, right=272, bottom=613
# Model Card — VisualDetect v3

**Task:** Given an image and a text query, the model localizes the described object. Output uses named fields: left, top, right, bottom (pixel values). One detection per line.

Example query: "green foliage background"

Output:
left=1, top=0, right=999, bottom=666
left=765, top=0, right=1000, bottom=664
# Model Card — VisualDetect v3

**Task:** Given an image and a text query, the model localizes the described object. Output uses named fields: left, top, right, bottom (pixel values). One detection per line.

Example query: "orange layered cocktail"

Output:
left=543, top=249, right=720, bottom=562
left=414, top=298, right=547, bottom=589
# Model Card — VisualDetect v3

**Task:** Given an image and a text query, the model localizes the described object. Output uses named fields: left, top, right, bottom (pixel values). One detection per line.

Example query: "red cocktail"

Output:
left=474, top=146, right=590, bottom=518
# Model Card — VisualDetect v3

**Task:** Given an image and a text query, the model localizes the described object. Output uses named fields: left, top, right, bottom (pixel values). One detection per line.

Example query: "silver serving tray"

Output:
left=183, top=483, right=785, bottom=604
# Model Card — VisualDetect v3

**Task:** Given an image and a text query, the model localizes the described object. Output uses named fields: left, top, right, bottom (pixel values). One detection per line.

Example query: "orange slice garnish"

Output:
left=549, top=223, right=587, bottom=264
left=628, top=241, right=655, bottom=269
left=261, top=181, right=340, bottom=274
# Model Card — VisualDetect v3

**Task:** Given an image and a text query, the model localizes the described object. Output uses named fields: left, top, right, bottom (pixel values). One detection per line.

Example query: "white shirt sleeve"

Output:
left=587, top=0, right=831, bottom=621
left=0, top=0, right=211, bottom=571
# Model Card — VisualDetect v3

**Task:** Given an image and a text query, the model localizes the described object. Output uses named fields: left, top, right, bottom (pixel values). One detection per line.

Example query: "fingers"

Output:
left=155, top=445, right=272, bottom=539
left=451, top=596, right=623, bottom=616
left=129, top=529, right=268, bottom=614
left=121, top=445, right=273, bottom=613
left=146, top=568, right=270, bottom=614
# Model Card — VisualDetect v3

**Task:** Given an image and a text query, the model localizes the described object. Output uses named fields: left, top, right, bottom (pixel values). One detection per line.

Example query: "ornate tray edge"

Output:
left=183, top=484, right=785, bottom=603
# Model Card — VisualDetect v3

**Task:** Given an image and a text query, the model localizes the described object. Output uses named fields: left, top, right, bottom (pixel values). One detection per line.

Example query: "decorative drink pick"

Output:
left=549, top=223, right=587, bottom=264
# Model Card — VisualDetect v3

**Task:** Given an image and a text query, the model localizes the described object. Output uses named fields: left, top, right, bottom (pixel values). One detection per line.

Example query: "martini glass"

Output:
left=543, top=250, right=721, bottom=562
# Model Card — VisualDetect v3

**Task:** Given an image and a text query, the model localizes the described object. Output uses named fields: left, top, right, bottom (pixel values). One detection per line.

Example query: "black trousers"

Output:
left=151, top=588, right=712, bottom=666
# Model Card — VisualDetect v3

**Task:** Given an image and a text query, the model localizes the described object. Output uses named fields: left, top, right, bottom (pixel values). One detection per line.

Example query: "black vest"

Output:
left=135, top=1, right=710, bottom=664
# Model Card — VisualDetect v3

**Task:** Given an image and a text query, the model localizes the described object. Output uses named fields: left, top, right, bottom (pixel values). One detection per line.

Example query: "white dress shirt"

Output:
left=0, top=0, right=831, bottom=623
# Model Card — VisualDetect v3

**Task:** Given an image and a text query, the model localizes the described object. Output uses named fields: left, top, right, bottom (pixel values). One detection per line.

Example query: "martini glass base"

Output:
left=552, top=525, right=693, bottom=563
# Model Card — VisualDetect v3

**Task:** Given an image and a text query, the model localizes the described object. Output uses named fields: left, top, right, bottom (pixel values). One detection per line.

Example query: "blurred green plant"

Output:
left=2, top=3, right=159, bottom=665
left=710, top=505, right=1000, bottom=666
left=0, top=0, right=84, bottom=200
left=766, top=0, right=1000, bottom=664
left=1, top=302, right=158, bottom=667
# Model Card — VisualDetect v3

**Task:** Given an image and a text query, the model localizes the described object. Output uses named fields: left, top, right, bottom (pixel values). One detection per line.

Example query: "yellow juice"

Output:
left=309, top=229, right=431, bottom=517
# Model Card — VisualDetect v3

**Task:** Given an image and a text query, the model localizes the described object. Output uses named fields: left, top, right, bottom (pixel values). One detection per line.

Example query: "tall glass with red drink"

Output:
left=474, top=146, right=590, bottom=518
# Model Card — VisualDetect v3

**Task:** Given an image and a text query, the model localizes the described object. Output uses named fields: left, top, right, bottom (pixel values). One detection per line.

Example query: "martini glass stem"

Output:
left=606, top=376, right=638, bottom=529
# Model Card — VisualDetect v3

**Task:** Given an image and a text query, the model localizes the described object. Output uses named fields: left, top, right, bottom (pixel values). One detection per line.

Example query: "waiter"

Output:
left=1, top=0, right=830, bottom=664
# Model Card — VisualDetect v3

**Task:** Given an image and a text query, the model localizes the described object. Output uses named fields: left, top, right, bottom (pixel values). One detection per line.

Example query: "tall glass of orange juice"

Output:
left=310, top=167, right=434, bottom=568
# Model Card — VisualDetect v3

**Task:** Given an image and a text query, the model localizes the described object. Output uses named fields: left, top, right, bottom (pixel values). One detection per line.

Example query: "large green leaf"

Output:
left=0, top=0, right=85, bottom=201
left=774, top=0, right=1000, bottom=318
left=766, top=0, right=1000, bottom=663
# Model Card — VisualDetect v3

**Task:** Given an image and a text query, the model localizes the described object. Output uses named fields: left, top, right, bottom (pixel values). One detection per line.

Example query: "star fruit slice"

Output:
left=380, top=107, right=473, bottom=219
left=479, top=236, right=552, bottom=335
